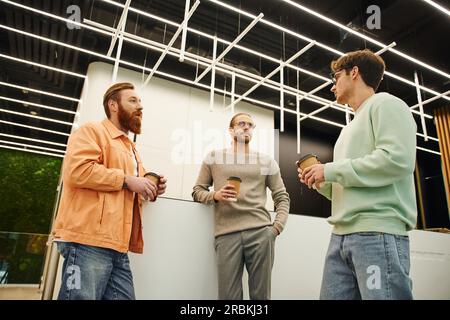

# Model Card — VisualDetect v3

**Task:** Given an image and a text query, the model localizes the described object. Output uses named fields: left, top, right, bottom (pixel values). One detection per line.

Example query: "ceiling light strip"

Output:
left=0, top=53, right=86, bottom=79
left=0, top=108, right=73, bottom=125
left=416, top=146, right=441, bottom=156
left=414, top=71, right=428, bottom=141
left=0, top=133, right=67, bottom=147
left=107, top=0, right=132, bottom=57
left=0, top=144, right=65, bottom=158
left=416, top=132, right=439, bottom=142
left=410, top=89, right=450, bottom=110
left=421, top=0, right=450, bottom=17
left=0, top=120, right=70, bottom=136
left=195, top=13, right=264, bottom=83
left=205, top=0, right=450, bottom=102
left=141, top=0, right=200, bottom=87
left=118, top=38, right=440, bottom=143
left=7, top=0, right=448, bottom=105
left=1, top=0, right=113, bottom=37
left=0, top=95, right=76, bottom=115
left=280, top=0, right=450, bottom=80
left=0, top=139, right=66, bottom=154
left=3, top=19, right=439, bottom=145
left=179, top=0, right=191, bottom=62
left=228, top=41, right=316, bottom=109
left=0, top=81, right=79, bottom=102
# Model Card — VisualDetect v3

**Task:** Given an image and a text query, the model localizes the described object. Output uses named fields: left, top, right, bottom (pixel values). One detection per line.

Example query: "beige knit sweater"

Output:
left=192, top=149, right=290, bottom=237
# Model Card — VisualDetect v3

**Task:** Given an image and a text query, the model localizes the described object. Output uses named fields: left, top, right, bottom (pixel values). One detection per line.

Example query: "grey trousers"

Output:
left=214, top=225, right=276, bottom=300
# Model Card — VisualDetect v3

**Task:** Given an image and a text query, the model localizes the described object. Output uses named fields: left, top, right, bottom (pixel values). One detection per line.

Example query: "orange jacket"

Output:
left=52, top=119, right=146, bottom=253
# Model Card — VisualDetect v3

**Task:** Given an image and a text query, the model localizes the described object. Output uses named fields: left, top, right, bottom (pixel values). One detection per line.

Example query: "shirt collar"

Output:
left=102, top=118, right=136, bottom=148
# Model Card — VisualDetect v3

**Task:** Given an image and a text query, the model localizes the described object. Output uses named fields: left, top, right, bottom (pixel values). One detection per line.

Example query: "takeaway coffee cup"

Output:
left=296, top=154, right=322, bottom=190
left=226, top=176, right=242, bottom=202
left=296, top=154, right=319, bottom=170
left=144, top=172, right=161, bottom=186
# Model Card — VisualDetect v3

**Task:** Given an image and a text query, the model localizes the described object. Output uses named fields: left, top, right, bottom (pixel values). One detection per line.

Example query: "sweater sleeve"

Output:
left=266, top=159, right=290, bottom=234
left=192, top=156, right=216, bottom=204
left=63, top=124, right=124, bottom=191
left=317, top=182, right=332, bottom=200
left=324, top=98, right=417, bottom=188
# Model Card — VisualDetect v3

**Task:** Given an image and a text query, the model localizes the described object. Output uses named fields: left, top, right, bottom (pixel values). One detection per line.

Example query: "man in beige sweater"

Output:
left=192, top=113, right=290, bottom=300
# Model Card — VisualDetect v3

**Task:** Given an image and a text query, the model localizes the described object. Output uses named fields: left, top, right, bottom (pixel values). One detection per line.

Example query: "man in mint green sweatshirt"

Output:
left=192, top=113, right=290, bottom=300
left=299, top=49, right=417, bottom=300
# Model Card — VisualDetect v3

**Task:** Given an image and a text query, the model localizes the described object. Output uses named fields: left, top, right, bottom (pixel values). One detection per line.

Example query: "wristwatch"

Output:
left=122, top=176, right=128, bottom=189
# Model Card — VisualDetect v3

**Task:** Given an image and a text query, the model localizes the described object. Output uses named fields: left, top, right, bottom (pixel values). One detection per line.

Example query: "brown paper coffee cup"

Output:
left=226, top=176, right=241, bottom=202
left=296, top=154, right=319, bottom=170
left=144, top=172, right=161, bottom=186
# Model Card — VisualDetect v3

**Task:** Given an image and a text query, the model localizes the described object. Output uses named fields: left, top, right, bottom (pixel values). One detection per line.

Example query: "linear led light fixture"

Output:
left=2, top=14, right=438, bottom=147
left=416, top=146, right=441, bottom=156
left=141, top=0, right=200, bottom=87
left=421, top=0, right=450, bottom=17
left=1, top=0, right=112, bottom=38
left=280, top=0, right=450, bottom=80
left=116, top=52, right=347, bottom=129
left=95, top=1, right=444, bottom=113
left=414, top=71, right=428, bottom=141
left=0, top=144, right=65, bottom=158
left=6, top=0, right=440, bottom=113
left=0, top=120, right=70, bottom=136
left=1, top=14, right=340, bottom=128
left=84, top=19, right=350, bottom=116
left=0, top=81, right=80, bottom=102
left=87, top=27, right=442, bottom=152
left=6, top=12, right=348, bottom=122
left=0, top=24, right=116, bottom=65
left=410, top=89, right=450, bottom=111
left=384, top=70, right=450, bottom=103
left=3, top=18, right=337, bottom=122
left=0, top=108, right=73, bottom=126
left=0, top=54, right=86, bottom=79
left=85, top=18, right=440, bottom=144
left=209, top=36, right=217, bottom=111
left=0, top=96, right=76, bottom=115
left=107, top=0, right=132, bottom=57
left=194, top=13, right=264, bottom=83
left=227, top=41, right=316, bottom=108
left=205, top=0, right=450, bottom=103
left=111, top=7, right=128, bottom=83
left=98, top=0, right=344, bottom=92
left=8, top=0, right=444, bottom=115
left=0, top=139, right=66, bottom=154
left=123, top=56, right=442, bottom=147
left=416, top=132, right=438, bottom=143
left=179, top=0, right=190, bottom=62
left=0, top=7, right=439, bottom=154
left=96, top=0, right=349, bottom=98
left=0, top=133, right=67, bottom=147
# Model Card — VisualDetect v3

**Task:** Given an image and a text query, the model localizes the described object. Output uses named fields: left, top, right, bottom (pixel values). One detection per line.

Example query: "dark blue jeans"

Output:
left=56, top=242, right=135, bottom=300
left=320, top=233, right=413, bottom=300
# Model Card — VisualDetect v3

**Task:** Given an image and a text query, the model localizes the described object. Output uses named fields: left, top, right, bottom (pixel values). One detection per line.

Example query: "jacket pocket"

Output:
left=97, top=192, right=106, bottom=231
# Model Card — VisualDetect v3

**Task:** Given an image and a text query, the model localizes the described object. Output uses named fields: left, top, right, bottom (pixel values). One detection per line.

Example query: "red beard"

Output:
left=118, top=103, right=142, bottom=134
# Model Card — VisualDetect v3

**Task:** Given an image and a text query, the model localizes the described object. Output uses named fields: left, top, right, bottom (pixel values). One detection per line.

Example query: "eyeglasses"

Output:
left=329, top=70, right=344, bottom=84
left=235, top=121, right=256, bottom=129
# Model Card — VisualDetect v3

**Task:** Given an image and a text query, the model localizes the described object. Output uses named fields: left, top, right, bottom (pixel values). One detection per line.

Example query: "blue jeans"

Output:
left=56, top=242, right=135, bottom=300
left=320, top=233, right=413, bottom=300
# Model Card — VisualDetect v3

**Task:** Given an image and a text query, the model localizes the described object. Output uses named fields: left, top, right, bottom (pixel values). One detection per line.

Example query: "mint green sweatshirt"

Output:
left=318, top=92, right=417, bottom=236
